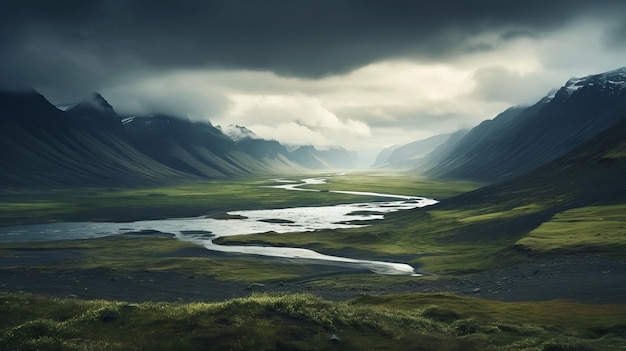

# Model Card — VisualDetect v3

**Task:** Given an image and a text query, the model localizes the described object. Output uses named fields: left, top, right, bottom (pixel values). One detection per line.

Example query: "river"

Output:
left=0, top=178, right=438, bottom=275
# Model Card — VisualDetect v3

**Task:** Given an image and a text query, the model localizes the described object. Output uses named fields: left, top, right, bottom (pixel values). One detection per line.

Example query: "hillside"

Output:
left=424, top=67, right=626, bottom=181
left=0, top=90, right=344, bottom=191
left=373, top=133, right=451, bottom=169
left=122, top=115, right=267, bottom=178
left=0, top=90, right=190, bottom=190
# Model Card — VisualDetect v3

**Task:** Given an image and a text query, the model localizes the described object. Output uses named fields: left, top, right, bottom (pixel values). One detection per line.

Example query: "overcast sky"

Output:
left=1, top=0, right=625, bottom=163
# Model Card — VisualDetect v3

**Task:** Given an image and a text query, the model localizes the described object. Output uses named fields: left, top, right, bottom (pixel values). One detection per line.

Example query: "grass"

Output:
left=0, top=173, right=479, bottom=226
left=2, top=171, right=625, bottom=350
left=0, top=292, right=624, bottom=351
left=299, top=172, right=484, bottom=199
left=215, top=201, right=538, bottom=274
left=516, top=204, right=626, bottom=252
left=216, top=182, right=626, bottom=274
left=0, top=236, right=318, bottom=283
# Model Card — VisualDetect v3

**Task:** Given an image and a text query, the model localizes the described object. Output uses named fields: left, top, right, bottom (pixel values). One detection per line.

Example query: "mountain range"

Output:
left=2, top=67, right=625, bottom=191
left=0, top=91, right=354, bottom=190
left=375, top=67, right=626, bottom=182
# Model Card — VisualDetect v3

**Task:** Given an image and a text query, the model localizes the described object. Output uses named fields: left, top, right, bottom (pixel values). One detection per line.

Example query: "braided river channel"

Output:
left=0, top=178, right=438, bottom=275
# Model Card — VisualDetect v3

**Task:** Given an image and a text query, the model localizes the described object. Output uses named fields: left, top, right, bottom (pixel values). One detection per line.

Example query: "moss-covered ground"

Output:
left=1, top=292, right=625, bottom=351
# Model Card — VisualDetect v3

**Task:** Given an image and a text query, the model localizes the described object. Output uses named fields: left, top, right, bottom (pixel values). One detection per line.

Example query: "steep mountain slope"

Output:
left=371, top=144, right=400, bottom=167
left=221, top=124, right=257, bottom=142
left=219, top=125, right=304, bottom=171
left=424, top=67, right=626, bottom=181
left=373, top=133, right=451, bottom=169
left=436, top=115, right=626, bottom=222
left=65, top=93, right=124, bottom=133
left=220, top=124, right=352, bottom=170
left=0, top=90, right=189, bottom=190
left=122, top=115, right=268, bottom=178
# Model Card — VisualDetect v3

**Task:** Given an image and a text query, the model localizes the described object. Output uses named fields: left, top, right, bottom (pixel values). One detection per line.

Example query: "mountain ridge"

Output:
left=422, top=67, right=626, bottom=181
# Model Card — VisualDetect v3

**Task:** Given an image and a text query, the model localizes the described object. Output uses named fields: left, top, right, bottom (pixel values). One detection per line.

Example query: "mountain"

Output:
left=423, top=67, right=626, bottom=181
left=439, top=115, right=626, bottom=217
left=221, top=124, right=257, bottom=142
left=122, top=115, right=267, bottom=178
left=220, top=124, right=353, bottom=170
left=373, top=133, right=452, bottom=169
left=65, top=93, right=124, bottom=133
left=289, top=145, right=355, bottom=169
left=372, top=144, right=400, bottom=167
left=0, top=90, right=189, bottom=189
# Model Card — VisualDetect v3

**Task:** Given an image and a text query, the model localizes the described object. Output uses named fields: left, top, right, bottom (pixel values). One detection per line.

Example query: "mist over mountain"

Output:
left=372, top=133, right=452, bottom=169
left=221, top=124, right=356, bottom=170
left=0, top=90, right=189, bottom=189
left=0, top=91, right=354, bottom=190
left=65, top=93, right=124, bottom=133
left=422, top=67, right=626, bottom=181
left=289, top=145, right=355, bottom=169
left=221, top=124, right=258, bottom=142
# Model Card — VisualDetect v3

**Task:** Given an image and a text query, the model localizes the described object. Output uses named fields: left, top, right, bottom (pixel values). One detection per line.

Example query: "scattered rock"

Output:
left=258, top=218, right=295, bottom=224
left=329, top=334, right=341, bottom=343
left=179, top=230, right=215, bottom=238
left=121, top=304, right=139, bottom=312
left=211, top=213, right=248, bottom=220
left=100, top=310, right=119, bottom=322
left=122, top=229, right=175, bottom=238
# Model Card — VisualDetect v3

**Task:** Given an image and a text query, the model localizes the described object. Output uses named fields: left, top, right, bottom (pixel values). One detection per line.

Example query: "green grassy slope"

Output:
left=1, top=292, right=625, bottom=351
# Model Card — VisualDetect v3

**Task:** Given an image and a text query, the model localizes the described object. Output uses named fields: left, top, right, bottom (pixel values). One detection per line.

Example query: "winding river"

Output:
left=0, top=178, right=438, bottom=275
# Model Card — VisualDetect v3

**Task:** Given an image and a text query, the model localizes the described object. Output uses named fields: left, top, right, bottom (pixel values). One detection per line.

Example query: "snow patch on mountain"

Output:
left=221, top=124, right=258, bottom=141
left=547, top=66, right=626, bottom=101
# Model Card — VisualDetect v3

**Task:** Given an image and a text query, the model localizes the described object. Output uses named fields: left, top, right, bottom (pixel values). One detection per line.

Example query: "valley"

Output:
left=0, top=171, right=625, bottom=350
left=1, top=65, right=625, bottom=350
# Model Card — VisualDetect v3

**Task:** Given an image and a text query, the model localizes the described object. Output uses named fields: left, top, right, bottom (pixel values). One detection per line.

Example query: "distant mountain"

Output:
left=65, top=93, right=124, bottom=133
left=372, top=144, right=400, bottom=167
left=221, top=124, right=353, bottom=170
left=0, top=89, right=356, bottom=191
left=424, top=67, right=626, bottom=181
left=290, top=145, right=355, bottom=169
left=122, top=115, right=266, bottom=178
left=442, top=115, right=626, bottom=212
left=373, top=133, right=452, bottom=169
left=0, top=90, right=189, bottom=189
left=221, top=124, right=257, bottom=142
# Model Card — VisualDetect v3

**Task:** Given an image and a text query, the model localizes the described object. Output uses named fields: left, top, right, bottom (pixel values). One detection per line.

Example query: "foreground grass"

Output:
left=1, top=292, right=624, bottom=351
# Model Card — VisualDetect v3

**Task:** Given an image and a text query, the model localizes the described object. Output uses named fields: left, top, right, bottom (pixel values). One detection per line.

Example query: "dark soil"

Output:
left=1, top=243, right=624, bottom=304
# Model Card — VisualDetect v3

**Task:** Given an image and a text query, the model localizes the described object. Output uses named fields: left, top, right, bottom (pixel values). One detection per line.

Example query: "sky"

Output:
left=1, top=0, right=625, bottom=165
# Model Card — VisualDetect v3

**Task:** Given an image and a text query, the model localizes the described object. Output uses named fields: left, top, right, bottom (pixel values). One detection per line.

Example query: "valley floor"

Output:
left=1, top=237, right=624, bottom=304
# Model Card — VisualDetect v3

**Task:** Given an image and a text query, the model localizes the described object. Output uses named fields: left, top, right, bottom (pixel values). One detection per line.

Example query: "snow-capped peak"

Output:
left=222, top=124, right=257, bottom=141
left=548, top=67, right=626, bottom=102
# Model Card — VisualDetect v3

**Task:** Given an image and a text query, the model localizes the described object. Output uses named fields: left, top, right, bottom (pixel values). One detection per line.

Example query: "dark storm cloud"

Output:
left=1, top=0, right=625, bottom=99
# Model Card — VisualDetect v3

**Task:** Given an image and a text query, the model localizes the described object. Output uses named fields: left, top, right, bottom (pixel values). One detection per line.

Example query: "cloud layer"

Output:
left=1, top=0, right=626, bottom=163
